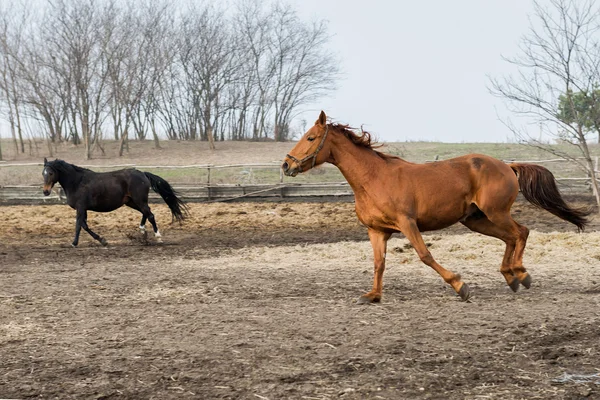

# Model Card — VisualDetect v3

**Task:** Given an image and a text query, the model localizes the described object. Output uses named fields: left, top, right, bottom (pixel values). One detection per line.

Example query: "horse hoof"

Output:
left=458, top=283, right=472, bottom=302
left=71, top=243, right=77, bottom=248
left=100, top=238, right=108, bottom=247
left=356, top=295, right=380, bottom=305
left=520, top=274, right=532, bottom=289
left=509, top=278, right=520, bottom=293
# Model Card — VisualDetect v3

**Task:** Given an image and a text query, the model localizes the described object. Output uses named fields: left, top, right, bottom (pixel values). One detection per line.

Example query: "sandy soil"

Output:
left=1, top=200, right=600, bottom=399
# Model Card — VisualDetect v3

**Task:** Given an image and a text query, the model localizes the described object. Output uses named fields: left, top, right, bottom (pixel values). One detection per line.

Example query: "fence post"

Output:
left=279, top=166, right=284, bottom=183
left=207, top=166, right=211, bottom=200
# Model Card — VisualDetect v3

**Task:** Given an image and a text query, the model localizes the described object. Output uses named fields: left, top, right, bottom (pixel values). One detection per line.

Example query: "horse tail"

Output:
left=144, top=172, right=189, bottom=222
left=509, top=163, right=591, bottom=231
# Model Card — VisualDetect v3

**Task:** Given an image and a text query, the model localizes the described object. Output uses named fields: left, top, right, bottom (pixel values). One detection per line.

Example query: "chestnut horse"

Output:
left=282, top=111, right=590, bottom=303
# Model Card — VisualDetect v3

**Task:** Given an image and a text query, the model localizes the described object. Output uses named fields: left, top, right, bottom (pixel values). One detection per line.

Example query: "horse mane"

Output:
left=48, top=159, right=91, bottom=174
left=329, top=123, right=399, bottom=161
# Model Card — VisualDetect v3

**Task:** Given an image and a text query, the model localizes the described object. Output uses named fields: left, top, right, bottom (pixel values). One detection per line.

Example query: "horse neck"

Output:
left=329, top=133, right=392, bottom=193
left=58, top=165, right=84, bottom=194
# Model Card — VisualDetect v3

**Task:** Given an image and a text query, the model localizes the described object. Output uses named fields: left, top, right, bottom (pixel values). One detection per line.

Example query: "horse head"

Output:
left=282, top=110, right=333, bottom=176
left=42, top=157, right=59, bottom=196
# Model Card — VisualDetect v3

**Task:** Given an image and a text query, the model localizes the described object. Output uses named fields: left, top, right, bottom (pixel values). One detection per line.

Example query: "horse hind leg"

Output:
left=461, top=213, right=520, bottom=292
left=125, top=199, right=147, bottom=232
left=127, top=192, right=161, bottom=241
left=141, top=205, right=161, bottom=241
left=468, top=207, right=533, bottom=291
left=139, top=215, right=147, bottom=232
left=509, top=222, right=531, bottom=289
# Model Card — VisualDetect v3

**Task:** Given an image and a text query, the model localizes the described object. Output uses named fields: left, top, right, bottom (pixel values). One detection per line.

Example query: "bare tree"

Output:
left=490, top=0, right=600, bottom=208
left=44, top=0, right=117, bottom=159
left=235, top=0, right=274, bottom=140
left=138, top=1, right=175, bottom=150
left=235, top=1, right=339, bottom=141
left=1, top=0, right=340, bottom=153
left=0, top=5, right=27, bottom=154
left=269, top=4, right=339, bottom=141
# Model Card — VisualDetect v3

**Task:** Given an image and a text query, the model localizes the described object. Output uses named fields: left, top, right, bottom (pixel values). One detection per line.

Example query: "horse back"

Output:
left=398, top=154, right=518, bottom=230
left=75, top=169, right=150, bottom=212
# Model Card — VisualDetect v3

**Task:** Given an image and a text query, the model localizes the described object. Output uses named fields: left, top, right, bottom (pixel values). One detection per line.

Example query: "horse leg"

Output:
left=399, top=218, right=471, bottom=301
left=509, top=221, right=531, bottom=289
left=125, top=200, right=147, bottom=232
left=141, top=204, right=161, bottom=241
left=357, top=229, right=392, bottom=304
left=79, top=210, right=108, bottom=246
left=126, top=198, right=160, bottom=242
left=482, top=212, right=532, bottom=289
left=461, top=215, right=520, bottom=292
left=139, top=215, right=147, bottom=232
left=72, top=212, right=83, bottom=247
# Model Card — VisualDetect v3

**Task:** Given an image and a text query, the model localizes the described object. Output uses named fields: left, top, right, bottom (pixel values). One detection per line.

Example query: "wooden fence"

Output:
left=0, top=183, right=354, bottom=205
left=0, top=158, right=598, bottom=205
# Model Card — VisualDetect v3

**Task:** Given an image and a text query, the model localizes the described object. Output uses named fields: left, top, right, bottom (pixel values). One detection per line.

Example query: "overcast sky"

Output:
left=0, top=0, right=538, bottom=143
left=288, top=0, right=535, bottom=142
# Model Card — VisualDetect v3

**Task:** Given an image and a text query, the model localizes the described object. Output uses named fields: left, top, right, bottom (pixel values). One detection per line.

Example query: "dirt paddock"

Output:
left=1, top=199, right=600, bottom=399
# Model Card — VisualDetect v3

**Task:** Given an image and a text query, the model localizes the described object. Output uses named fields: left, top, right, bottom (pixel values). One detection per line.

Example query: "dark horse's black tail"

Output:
left=144, top=172, right=189, bottom=222
left=510, top=163, right=591, bottom=231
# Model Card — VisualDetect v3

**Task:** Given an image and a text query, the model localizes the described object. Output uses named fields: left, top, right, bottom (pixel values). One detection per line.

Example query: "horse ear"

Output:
left=317, top=110, right=327, bottom=126
left=44, top=157, right=48, bottom=165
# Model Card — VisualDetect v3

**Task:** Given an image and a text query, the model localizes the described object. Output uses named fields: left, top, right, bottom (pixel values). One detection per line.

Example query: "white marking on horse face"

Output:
left=155, top=231, right=162, bottom=238
left=43, top=168, right=48, bottom=177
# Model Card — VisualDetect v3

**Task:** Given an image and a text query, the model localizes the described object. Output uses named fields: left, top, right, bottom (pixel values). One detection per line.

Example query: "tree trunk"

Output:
left=46, top=138, right=54, bottom=157
left=588, top=157, right=600, bottom=211
left=150, top=118, right=161, bottom=149
left=204, top=106, right=215, bottom=150
left=71, top=109, right=80, bottom=145
left=118, top=126, right=128, bottom=157
left=207, top=125, right=216, bottom=150
left=82, top=109, right=92, bottom=160
left=8, top=106, right=18, bottom=155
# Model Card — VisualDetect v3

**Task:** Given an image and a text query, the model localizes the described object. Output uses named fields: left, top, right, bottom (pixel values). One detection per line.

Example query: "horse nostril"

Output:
left=282, top=162, right=289, bottom=172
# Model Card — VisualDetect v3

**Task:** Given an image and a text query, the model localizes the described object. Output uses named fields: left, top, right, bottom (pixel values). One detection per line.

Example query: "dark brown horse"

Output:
left=282, top=111, right=590, bottom=303
left=42, top=158, right=188, bottom=247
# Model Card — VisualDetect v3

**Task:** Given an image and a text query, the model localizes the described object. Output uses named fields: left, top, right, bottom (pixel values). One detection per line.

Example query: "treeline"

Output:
left=0, top=0, right=339, bottom=158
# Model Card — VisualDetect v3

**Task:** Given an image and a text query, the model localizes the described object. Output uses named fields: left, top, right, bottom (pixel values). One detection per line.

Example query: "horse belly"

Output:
left=89, top=187, right=127, bottom=212
left=416, top=215, right=461, bottom=231
left=416, top=199, right=468, bottom=231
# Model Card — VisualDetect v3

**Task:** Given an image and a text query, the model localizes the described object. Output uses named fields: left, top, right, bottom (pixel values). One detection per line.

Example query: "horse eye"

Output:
left=307, top=137, right=316, bottom=142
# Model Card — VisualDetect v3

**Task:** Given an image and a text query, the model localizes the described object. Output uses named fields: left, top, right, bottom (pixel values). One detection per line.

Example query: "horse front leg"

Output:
left=400, top=217, right=471, bottom=301
left=357, top=229, right=392, bottom=304
left=72, top=212, right=83, bottom=247
left=75, top=210, right=108, bottom=247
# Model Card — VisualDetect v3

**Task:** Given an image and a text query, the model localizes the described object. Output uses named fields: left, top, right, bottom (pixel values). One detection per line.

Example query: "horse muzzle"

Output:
left=43, top=183, right=54, bottom=196
left=281, top=161, right=299, bottom=177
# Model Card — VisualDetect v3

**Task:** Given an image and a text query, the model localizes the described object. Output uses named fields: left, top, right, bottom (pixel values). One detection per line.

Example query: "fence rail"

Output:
left=0, top=183, right=355, bottom=205
left=0, top=158, right=598, bottom=205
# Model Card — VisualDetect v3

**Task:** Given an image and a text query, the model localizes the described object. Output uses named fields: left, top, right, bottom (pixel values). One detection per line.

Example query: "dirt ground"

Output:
left=1, top=199, right=600, bottom=399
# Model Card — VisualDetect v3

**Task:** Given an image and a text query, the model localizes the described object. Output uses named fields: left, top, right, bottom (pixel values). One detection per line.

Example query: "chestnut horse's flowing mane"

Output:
left=329, top=123, right=399, bottom=161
